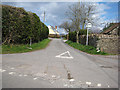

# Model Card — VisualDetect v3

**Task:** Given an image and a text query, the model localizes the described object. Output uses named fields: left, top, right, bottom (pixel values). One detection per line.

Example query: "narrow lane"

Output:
left=2, top=38, right=118, bottom=88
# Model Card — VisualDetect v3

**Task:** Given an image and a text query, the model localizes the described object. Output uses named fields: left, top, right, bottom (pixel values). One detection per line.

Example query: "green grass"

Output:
left=63, top=37, right=67, bottom=40
left=1, top=39, right=51, bottom=54
left=66, top=40, right=110, bottom=55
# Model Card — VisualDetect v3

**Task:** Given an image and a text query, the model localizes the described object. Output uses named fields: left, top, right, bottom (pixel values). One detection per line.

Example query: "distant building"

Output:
left=48, top=25, right=60, bottom=38
left=101, top=23, right=119, bottom=35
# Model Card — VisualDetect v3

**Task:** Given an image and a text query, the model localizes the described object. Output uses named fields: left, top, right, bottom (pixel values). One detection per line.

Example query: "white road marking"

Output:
left=9, top=72, right=15, bottom=75
left=10, top=67, right=15, bottom=69
left=19, top=74, right=23, bottom=77
left=69, top=79, right=75, bottom=82
left=86, top=82, right=91, bottom=85
left=97, top=83, right=101, bottom=87
left=52, top=75, right=56, bottom=78
left=23, top=74, right=27, bottom=76
left=33, top=77, right=38, bottom=80
left=63, top=40, right=67, bottom=42
left=0, top=69, right=6, bottom=72
left=44, top=74, right=47, bottom=76
left=55, top=51, right=73, bottom=59
left=57, top=76, right=60, bottom=79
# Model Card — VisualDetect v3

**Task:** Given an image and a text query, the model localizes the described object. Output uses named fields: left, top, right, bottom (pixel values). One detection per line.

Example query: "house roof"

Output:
left=48, top=25, right=59, bottom=35
left=101, top=23, right=119, bottom=34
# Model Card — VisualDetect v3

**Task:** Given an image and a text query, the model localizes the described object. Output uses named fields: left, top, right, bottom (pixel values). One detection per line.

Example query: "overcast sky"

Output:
left=2, top=1, right=119, bottom=34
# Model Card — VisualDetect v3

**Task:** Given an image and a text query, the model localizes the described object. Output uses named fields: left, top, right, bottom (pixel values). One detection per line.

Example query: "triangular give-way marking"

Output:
left=55, top=51, right=73, bottom=59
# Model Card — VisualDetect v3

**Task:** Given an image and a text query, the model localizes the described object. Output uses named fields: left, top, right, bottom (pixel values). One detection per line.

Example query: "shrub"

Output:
left=68, top=29, right=87, bottom=42
left=2, top=5, right=49, bottom=45
left=69, top=31, right=76, bottom=42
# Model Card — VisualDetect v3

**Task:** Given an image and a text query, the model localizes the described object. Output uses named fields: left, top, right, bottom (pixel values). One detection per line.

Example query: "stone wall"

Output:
left=79, top=34, right=119, bottom=54
left=79, top=34, right=99, bottom=47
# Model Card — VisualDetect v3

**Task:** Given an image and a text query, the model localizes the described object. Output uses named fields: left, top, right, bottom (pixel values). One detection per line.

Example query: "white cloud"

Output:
left=89, top=3, right=112, bottom=32
left=38, top=2, right=59, bottom=24
left=2, top=2, right=118, bottom=33
left=36, top=2, right=73, bottom=26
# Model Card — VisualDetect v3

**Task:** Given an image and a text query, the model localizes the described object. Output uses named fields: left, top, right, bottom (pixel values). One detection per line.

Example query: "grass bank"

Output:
left=2, top=39, right=51, bottom=54
left=65, top=40, right=109, bottom=55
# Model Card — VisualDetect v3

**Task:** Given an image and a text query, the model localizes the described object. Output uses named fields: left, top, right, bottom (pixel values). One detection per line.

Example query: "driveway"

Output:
left=1, top=38, right=118, bottom=88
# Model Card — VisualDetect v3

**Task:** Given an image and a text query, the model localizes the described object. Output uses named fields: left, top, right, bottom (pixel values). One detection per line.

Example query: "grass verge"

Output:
left=1, top=39, right=51, bottom=54
left=65, top=40, right=110, bottom=55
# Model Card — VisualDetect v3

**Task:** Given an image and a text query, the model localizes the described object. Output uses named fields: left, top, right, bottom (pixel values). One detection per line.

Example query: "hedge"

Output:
left=69, top=29, right=87, bottom=42
left=2, top=5, right=49, bottom=44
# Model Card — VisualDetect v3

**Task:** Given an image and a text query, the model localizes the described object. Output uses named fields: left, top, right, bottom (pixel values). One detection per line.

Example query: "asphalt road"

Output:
left=1, top=38, right=118, bottom=88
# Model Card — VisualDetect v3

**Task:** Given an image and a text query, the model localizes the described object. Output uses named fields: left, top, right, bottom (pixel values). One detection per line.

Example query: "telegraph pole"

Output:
left=43, top=11, right=45, bottom=22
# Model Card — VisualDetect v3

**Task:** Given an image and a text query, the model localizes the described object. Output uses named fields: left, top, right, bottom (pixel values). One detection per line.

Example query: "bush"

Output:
left=69, top=29, right=87, bottom=42
left=69, top=31, right=76, bottom=42
left=2, top=5, right=49, bottom=45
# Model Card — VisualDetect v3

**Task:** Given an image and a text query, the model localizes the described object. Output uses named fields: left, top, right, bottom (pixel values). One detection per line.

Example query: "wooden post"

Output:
left=67, top=34, right=69, bottom=40
left=30, top=38, right=32, bottom=46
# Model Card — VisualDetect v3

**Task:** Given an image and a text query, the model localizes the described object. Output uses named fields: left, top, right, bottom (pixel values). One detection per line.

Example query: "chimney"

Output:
left=55, top=26, right=57, bottom=30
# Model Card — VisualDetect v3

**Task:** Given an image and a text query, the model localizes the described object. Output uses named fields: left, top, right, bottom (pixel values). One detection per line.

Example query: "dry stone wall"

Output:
left=79, top=34, right=119, bottom=54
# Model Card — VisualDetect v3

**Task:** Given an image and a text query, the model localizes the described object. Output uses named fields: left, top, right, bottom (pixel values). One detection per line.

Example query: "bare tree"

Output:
left=59, top=21, right=78, bottom=32
left=66, top=3, right=81, bottom=43
left=66, top=2, right=97, bottom=43
left=80, top=3, right=97, bottom=29
left=59, top=21, right=71, bottom=32
left=59, top=21, right=72, bottom=40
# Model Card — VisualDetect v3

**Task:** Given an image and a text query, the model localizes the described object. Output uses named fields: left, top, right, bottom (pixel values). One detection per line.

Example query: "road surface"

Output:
left=1, top=38, right=118, bottom=88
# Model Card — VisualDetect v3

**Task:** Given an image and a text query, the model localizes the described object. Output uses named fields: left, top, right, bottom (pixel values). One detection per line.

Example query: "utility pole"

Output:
left=43, top=11, right=45, bottom=22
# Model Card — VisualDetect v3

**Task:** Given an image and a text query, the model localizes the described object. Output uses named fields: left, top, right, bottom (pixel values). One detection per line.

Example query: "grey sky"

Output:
left=2, top=2, right=118, bottom=34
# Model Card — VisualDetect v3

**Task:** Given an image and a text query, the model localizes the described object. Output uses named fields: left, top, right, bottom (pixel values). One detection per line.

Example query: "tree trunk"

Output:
left=8, top=32, right=13, bottom=44
left=82, top=20, right=85, bottom=30
left=82, top=22, right=85, bottom=30
left=30, top=38, right=32, bottom=46
left=2, top=37, right=8, bottom=44
left=76, top=31, right=79, bottom=43
left=67, top=34, right=69, bottom=40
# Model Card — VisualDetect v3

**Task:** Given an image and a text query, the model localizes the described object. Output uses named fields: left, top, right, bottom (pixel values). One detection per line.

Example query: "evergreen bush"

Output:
left=2, top=5, right=49, bottom=45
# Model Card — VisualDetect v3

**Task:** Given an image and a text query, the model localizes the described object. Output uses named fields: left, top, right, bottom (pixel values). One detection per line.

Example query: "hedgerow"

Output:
left=2, top=5, right=49, bottom=44
left=69, top=29, right=87, bottom=42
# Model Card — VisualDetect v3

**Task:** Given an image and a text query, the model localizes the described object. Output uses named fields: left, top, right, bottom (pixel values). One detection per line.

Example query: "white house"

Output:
left=48, top=25, right=60, bottom=38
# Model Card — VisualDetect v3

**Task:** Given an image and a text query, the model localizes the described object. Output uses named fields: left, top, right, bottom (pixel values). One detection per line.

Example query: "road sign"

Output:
left=86, top=23, right=92, bottom=28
